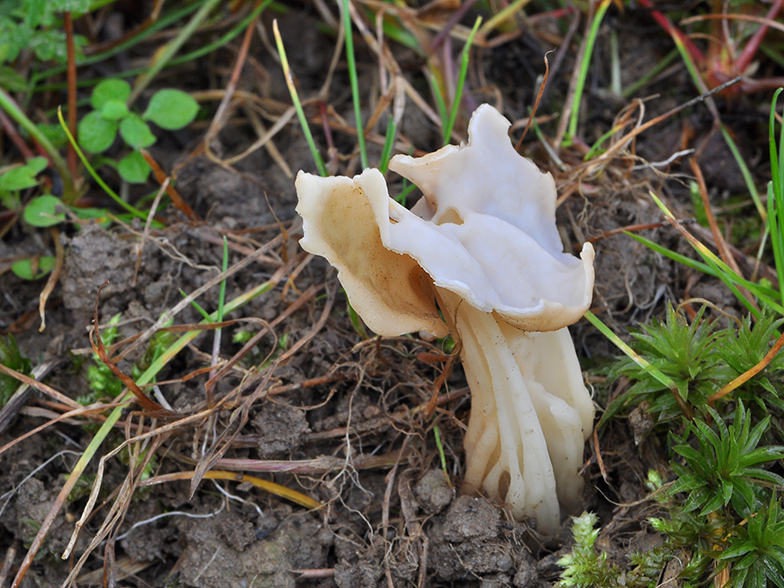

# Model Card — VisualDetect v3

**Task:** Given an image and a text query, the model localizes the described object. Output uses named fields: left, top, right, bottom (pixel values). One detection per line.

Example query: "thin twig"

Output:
left=593, top=76, right=742, bottom=164
left=0, top=360, right=62, bottom=434
left=0, top=545, right=17, bottom=588
left=38, top=226, right=64, bottom=332
left=708, top=332, right=784, bottom=406
left=516, top=51, right=551, bottom=151
left=114, top=236, right=286, bottom=362
left=141, top=151, right=200, bottom=221
left=90, top=282, right=167, bottom=413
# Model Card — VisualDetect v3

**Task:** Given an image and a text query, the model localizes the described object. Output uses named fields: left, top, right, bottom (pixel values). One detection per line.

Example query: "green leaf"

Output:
left=143, top=89, right=198, bottom=130
left=78, top=111, right=118, bottom=154
left=50, top=0, right=91, bottom=12
left=23, top=195, right=66, bottom=226
left=0, top=65, right=26, bottom=91
left=100, top=99, right=129, bottom=121
left=0, top=18, right=32, bottom=64
left=0, top=157, right=47, bottom=192
left=91, top=78, right=131, bottom=110
left=698, top=491, right=725, bottom=516
left=36, top=123, right=68, bottom=149
left=29, top=29, right=69, bottom=62
left=0, top=334, right=31, bottom=405
left=71, top=206, right=111, bottom=228
left=119, top=115, right=156, bottom=149
left=12, top=256, right=55, bottom=280
left=118, top=151, right=150, bottom=183
left=0, top=192, right=20, bottom=211
left=23, top=0, right=47, bottom=28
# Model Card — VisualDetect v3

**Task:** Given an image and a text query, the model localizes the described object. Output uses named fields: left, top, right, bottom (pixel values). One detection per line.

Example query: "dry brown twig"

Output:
left=113, top=232, right=287, bottom=363
left=90, top=282, right=168, bottom=414
left=37, top=226, right=64, bottom=332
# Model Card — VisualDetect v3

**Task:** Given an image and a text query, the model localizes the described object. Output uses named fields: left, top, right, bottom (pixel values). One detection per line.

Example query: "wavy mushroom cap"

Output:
left=295, top=170, right=448, bottom=338
left=295, top=104, right=594, bottom=335
left=387, top=105, right=594, bottom=331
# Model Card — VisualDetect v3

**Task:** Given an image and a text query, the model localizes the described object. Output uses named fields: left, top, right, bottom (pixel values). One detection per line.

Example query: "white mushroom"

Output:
left=295, top=105, right=595, bottom=534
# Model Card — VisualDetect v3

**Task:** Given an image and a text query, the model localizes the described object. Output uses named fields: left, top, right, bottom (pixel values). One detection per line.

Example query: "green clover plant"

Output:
left=0, top=0, right=90, bottom=69
left=0, top=157, right=51, bottom=216
left=77, top=79, right=199, bottom=183
left=0, top=157, right=65, bottom=279
left=10, top=256, right=56, bottom=280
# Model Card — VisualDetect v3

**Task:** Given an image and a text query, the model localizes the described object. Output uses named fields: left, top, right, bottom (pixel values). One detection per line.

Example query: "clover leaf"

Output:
left=23, top=195, right=66, bottom=227
left=143, top=89, right=199, bottom=130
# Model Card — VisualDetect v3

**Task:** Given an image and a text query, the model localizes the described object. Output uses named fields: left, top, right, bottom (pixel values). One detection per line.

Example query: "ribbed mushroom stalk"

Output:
left=295, top=105, right=595, bottom=534
left=437, top=289, right=592, bottom=529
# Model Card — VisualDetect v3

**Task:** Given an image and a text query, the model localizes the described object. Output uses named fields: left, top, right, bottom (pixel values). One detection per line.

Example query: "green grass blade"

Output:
left=622, top=48, right=678, bottom=98
left=584, top=310, right=677, bottom=392
left=181, top=290, right=212, bottom=320
left=772, top=89, right=784, bottom=195
left=584, top=124, right=622, bottom=161
left=342, top=0, right=367, bottom=169
left=672, top=29, right=705, bottom=94
left=433, top=423, right=449, bottom=476
left=380, top=20, right=420, bottom=53
left=443, top=17, right=481, bottom=145
left=720, top=125, right=766, bottom=221
left=57, top=107, right=153, bottom=222
left=648, top=192, right=763, bottom=318
left=566, top=0, right=611, bottom=141
left=395, top=179, right=417, bottom=205
left=768, top=181, right=784, bottom=304
left=218, top=237, right=228, bottom=323
left=625, top=231, right=713, bottom=275
left=770, top=89, right=784, bottom=302
left=429, top=72, right=448, bottom=139
left=478, top=0, right=532, bottom=37
left=627, top=230, right=784, bottom=315
left=609, top=27, right=621, bottom=97
left=128, top=0, right=224, bottom=104
left=0, top=89, right=73, bottom=201
left=273, top=20, right=327, bottom=177
left=211, top=236, right=229, bottom=365
left=378, top=116, right=397, bottom=174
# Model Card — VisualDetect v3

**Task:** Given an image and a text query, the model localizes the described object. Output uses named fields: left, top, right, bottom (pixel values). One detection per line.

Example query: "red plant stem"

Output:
left=0, top=108, right=35, bottom=159
left=734, top=0, right=784, bottom=75
left=636, top=0, right=705, bottom=63
left=204, top=10, right=256, bottom=142
left=318, top=101, right=336, bottom=152
left=64, top=11, right=78, bottom=178
left=528, top=6, right=576, bottom=24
